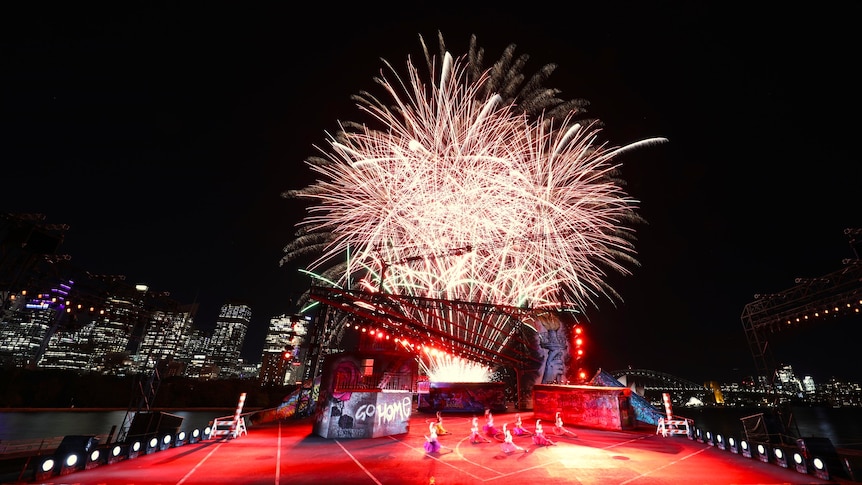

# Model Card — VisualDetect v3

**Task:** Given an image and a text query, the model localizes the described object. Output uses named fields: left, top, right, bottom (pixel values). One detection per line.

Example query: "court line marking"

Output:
left=618, top=446, right=710, bottom=485
left=275, top=421, right=282, bottom=485
left=335, top=439, right=384, bottom=485
left=176, top=440, right=224, bottom=485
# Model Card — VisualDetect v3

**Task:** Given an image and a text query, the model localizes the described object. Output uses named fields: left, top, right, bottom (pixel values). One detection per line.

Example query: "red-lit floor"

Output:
left=5, top=411, right=852, bottom=485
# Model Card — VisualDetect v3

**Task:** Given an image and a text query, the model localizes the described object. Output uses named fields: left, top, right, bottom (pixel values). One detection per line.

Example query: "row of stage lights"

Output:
left=784, top=299, right=861, bottom=325
left=345, top=321, right=587, bottom=359
left=692, top=426, right=850, bottom=481
left=349, top=323, right=515, bottom=365
left=33, top=425, right=214, bottom=481
left=346, top=322, right=460, bottom=358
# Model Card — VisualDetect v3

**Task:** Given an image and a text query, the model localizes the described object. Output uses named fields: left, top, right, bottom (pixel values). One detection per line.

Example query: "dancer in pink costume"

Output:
left=532, top=419, right=555, bottom=446
left=482, top=409, right=500, bottom=437
left=424, top=421, right=443, bottom=453
left=511, top=413, right=530, bottom=436
left=500, top=423, right=526, bottom=453
left=553, top=411, right=577, bottom=438
left=469, top=416, right=491, bottom=444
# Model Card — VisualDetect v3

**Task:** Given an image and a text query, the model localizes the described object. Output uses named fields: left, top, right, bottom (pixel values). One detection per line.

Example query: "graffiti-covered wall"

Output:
left=532, top=384, right=635, bottom=431
left=418, top=382, right=506, bottom=414
left=313, top=351, right=417, bottom=439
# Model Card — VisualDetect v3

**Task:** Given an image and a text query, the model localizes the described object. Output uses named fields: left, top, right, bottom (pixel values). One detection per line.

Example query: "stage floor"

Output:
left=4, top=410, right=851, bottom=485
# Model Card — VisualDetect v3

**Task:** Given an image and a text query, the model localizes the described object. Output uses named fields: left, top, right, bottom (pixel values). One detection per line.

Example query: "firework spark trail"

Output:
left=291, top=38, right=666, bottom=360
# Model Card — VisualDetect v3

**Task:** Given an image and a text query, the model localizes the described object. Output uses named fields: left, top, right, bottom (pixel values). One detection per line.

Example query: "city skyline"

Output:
left=2, top=3, right=860, bottom=384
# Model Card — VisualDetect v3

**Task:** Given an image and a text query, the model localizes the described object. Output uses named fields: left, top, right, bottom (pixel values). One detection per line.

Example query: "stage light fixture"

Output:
left=34, top=456, right=56, bottom=481
left=158, top=434, right=172, bottom=451
left=107, top=444, right=125, bottom=464
left=792, top=451, right=808, bottom=474
left=812, top=457, right=831, bottom=480
left=128, top=440, right=142, bottom=459
left=175, top=431, right=187, bottom=447
left=728, top=436, right=739, bottom=454
left=84, top=448, right=103, bottom=469
left=773, top=447, right=788, bottom=467
left=756, top=443, right=769, bottom=463
left=146, top=436, right=160, bottom=454
left=189, top=428, right=202, bottom=444
left=740, top=439, right=752, bottom=458
left=715, top=433, right=725, bottom=450
left=58, top=452, right=81, bottom=475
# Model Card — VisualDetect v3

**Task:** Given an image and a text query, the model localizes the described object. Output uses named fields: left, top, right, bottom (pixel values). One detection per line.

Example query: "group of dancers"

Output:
left=425, top=409, right=576, bottom=455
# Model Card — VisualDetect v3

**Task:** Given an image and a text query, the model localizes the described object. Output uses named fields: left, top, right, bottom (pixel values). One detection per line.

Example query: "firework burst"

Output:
left=289, top=42, right=665, bottom=313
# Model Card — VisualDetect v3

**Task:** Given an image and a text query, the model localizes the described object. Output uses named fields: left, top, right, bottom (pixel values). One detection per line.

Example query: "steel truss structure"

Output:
left=307, top=285, right=546, bottom=370
left=741, top=260, right=862, bottom=382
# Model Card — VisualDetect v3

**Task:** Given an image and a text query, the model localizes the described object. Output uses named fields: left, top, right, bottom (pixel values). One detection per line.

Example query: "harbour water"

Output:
left=681, top=405, right=862, bottom=451
left=0, top=409, right=234, bottom=442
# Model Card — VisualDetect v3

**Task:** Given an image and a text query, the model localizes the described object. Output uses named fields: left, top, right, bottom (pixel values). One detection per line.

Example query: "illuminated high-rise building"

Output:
left=0, top=296, right=56, bottom=368
left=39, top=327, right=91, bottom=371
left=85, top=294, right=148, bottom=375
left=136, top=304, right=196, bottom=374
left=210, top=302, right=251, bottom=378
left=259, top=314, right=308, bottom=386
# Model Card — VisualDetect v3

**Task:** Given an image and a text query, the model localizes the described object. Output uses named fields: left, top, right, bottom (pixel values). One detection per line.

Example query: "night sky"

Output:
left=3, top=3, right=860, bottom=384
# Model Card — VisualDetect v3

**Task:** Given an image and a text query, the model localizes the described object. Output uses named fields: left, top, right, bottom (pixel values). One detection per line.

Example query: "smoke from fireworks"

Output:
left=289, top=40, right=666, bottom=313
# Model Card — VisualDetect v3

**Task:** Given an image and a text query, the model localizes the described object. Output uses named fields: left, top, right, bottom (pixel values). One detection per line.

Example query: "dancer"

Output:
left=433, top=411, right=448, bottom=435
left=482, top=409, right=500, bottom=437
left=532, top=419, right=555, bottom=446
left=469, top=416, right=491, bottom=443
left=511, top=413, right=529, bottom=436
left=500, top=423, right=526, bottom=453
left=424, top=421, right=443, bottom=453
left=553, top=411, right=577, bottom=438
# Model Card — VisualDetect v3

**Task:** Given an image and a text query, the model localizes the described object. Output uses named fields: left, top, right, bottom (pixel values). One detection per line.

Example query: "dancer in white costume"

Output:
left=500, top=423, right=526, bottom=453
left=532, top=419, right=555, bottom=446
left=469, top=416, right=491, bottom=443
left=424, top=421, right=443, bottom=453
left=511, top=413, right=530, bottom=436
left=553, top=411, right=577, bottom=438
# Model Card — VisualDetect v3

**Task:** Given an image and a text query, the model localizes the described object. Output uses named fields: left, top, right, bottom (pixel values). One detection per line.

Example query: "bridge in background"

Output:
left=607, top=368, right=715, bottom=405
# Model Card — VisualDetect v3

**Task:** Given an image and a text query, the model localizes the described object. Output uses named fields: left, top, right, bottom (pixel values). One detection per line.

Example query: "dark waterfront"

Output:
left=0, top=409, right=233, bottom=442
left=683, top=405, right=862, bottom=451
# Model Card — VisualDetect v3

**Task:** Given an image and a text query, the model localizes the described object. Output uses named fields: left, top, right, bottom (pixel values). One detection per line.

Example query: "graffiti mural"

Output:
left=418, top=382, right=506, bottom=413
left=313, top=350, right=417, bottom=439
